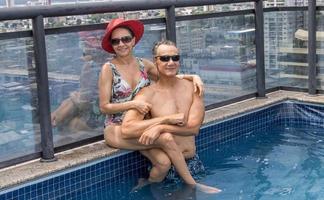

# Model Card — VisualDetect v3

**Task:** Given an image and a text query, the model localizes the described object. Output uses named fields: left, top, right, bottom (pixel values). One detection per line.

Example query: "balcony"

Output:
left=0, top=0, right=323, bottom=171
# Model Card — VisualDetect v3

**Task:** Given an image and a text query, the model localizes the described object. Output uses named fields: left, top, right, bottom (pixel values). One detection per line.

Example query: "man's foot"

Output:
left=195, top=183, right=222, bottom=194
left=131, top=178, right=151, bottom=192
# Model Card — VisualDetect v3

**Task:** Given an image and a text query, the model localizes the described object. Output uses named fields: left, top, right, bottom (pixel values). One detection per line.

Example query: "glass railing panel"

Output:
left=0, top=37, right=40, bottom=162
left=48, top=24, right=165, bottom=147
left=176, top=15, right=256, bottom=106
left=135, top=24, right=166, bottom=59
left=317, top=11, right=324, bottom=90
left=264, top=11, right=309, bottom=89
left=47, top=30, right=106, bottom=148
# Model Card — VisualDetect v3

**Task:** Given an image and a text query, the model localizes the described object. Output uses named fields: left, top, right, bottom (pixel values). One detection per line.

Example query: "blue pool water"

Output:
left=1, top=100, right=324, bottom=200
left=200, top=123, right=324, bottom=199
left=110, top=123, right=324, bottom=200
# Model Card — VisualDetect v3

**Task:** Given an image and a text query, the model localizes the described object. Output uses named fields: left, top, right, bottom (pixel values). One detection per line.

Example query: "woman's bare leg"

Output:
left=51, top=97, right=76, bottom=126
left=132, top=149, right=171, bottom=191
left=105, top=125, right=171, bottom=185
left=140, top=149, right=171, bottom=182
left=104, top=125, right=194, bottom=183
left=104, top=125, right=221, bottom=193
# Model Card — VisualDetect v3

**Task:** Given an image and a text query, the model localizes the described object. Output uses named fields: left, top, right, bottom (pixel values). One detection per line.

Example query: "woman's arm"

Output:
left=98, top=63, right=151, bottom=115
left=142, top=58, right=159, bottom=81
left=121, top=88, right=185, bottom=139
left=176, top=74, right=204, bottom=96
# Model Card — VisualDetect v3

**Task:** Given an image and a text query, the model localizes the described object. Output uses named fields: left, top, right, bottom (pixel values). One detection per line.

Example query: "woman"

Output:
left=98, top=18, right=216, bottom=191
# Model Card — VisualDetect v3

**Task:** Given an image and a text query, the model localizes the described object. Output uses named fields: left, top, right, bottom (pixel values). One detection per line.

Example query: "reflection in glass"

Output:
left=47, top=31, right=107, bottom=147
left=265, top=11, right=309, bottom=89
left=317, top=11, right=324, bottom=90
left=0, top=37, right=40, bottom=162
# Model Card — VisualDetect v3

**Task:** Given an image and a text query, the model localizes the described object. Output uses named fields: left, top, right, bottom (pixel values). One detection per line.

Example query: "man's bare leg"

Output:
left=104, top=126, right=221, bottom=194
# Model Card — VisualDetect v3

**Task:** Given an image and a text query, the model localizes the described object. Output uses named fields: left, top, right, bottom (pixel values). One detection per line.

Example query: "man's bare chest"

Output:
left=150, top=91, right=192, bottom=117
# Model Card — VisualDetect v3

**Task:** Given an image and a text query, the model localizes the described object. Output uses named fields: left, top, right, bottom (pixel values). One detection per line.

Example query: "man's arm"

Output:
left=138, top=92, right=204, bottom=146
left=160, top=91, right=204, bottom=136
left=121, top=88, right=185, bottom=139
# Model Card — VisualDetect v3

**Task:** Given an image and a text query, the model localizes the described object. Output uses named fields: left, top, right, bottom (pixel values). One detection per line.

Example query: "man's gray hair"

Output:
left=152, top=40, right=176, bottom=56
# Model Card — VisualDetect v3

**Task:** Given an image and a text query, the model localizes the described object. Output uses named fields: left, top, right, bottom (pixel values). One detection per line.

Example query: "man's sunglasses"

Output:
left=110, top=36, right=133, bottom=46
left=155, top=55, right=180, bottom=62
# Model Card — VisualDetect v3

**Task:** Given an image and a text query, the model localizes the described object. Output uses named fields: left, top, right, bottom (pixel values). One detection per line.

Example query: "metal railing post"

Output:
left=166, top=5, right=177, bottom=43
left=254, top=0, right=266, bottom=98
left=32, top=15, right=56, bottom=162
left=308, top=0, right=317, bottom=95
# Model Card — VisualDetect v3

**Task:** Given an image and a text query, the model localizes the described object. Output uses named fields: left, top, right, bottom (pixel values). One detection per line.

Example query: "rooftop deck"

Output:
left=0, top=0, right=324, bottom=180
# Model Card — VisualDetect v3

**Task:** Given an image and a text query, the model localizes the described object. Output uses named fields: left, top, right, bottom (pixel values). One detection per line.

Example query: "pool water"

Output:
left=200, top=124, right=324, bottom=200
left=75, top=122, right=324, bottom=200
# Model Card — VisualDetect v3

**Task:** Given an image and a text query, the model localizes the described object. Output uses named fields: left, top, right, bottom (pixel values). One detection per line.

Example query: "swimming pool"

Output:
left=1, top=100, right=324, bottom=200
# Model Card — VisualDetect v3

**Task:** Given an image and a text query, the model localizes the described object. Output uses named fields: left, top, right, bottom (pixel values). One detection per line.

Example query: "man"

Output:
left=121, top=40, right=221, bottom=193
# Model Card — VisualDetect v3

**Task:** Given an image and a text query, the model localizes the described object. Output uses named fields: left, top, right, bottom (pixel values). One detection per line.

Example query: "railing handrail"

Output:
left=0, top=0, right=253, bottom=20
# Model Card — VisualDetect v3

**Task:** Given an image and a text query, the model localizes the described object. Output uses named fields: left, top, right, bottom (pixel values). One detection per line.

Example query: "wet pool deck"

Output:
left=1, top=90, right=324, bottom=190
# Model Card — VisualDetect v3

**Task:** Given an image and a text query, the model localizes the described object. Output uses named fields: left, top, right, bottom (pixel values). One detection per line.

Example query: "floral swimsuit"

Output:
left=104, top=58, right=150, bottom=126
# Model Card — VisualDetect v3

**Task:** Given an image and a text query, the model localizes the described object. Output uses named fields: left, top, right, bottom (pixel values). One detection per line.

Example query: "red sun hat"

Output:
left=101, top=18, right=144, bottom=53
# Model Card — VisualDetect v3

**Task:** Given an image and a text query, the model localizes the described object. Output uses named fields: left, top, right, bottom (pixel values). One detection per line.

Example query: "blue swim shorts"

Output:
left=164, top=154, right=206, bottom=183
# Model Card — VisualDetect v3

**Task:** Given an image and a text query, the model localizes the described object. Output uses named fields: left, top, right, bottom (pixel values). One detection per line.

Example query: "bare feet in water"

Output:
left=132, top=179, right=221, bottom=194
left=195, top=183, right=221, bottom=194
left=131, top=178, right=151, bottom=192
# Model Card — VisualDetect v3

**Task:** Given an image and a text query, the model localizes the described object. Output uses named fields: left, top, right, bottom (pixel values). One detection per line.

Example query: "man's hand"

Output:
left=138, top=125, right=161, bottom=145
left=165, top=113, right=185, bottom=126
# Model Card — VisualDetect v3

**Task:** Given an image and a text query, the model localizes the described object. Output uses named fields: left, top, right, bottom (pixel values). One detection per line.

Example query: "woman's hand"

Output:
left=138, top=125, right=161, bottom=145
left=132, top=100, right=152, bottom=115
left=192, top=75, right=204, bottom=96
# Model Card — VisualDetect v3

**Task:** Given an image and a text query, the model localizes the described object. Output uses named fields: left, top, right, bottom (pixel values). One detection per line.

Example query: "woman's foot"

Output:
left=131, top=178, right=151, bottom=192
left=195, top=183, right=222, bottom=194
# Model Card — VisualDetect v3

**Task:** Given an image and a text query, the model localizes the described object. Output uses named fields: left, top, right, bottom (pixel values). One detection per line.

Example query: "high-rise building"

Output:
left=264, top=0, right=285, bottom=7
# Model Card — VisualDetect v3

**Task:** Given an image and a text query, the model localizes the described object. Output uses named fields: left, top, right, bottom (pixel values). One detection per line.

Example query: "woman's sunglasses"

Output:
left=155, top=55, right=180, bottom=62
left=110, top=36, right=133, bottom=46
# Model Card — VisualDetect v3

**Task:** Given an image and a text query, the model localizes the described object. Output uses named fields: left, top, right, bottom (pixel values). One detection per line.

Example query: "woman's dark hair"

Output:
left=110, top=26, right=135, bottom=40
